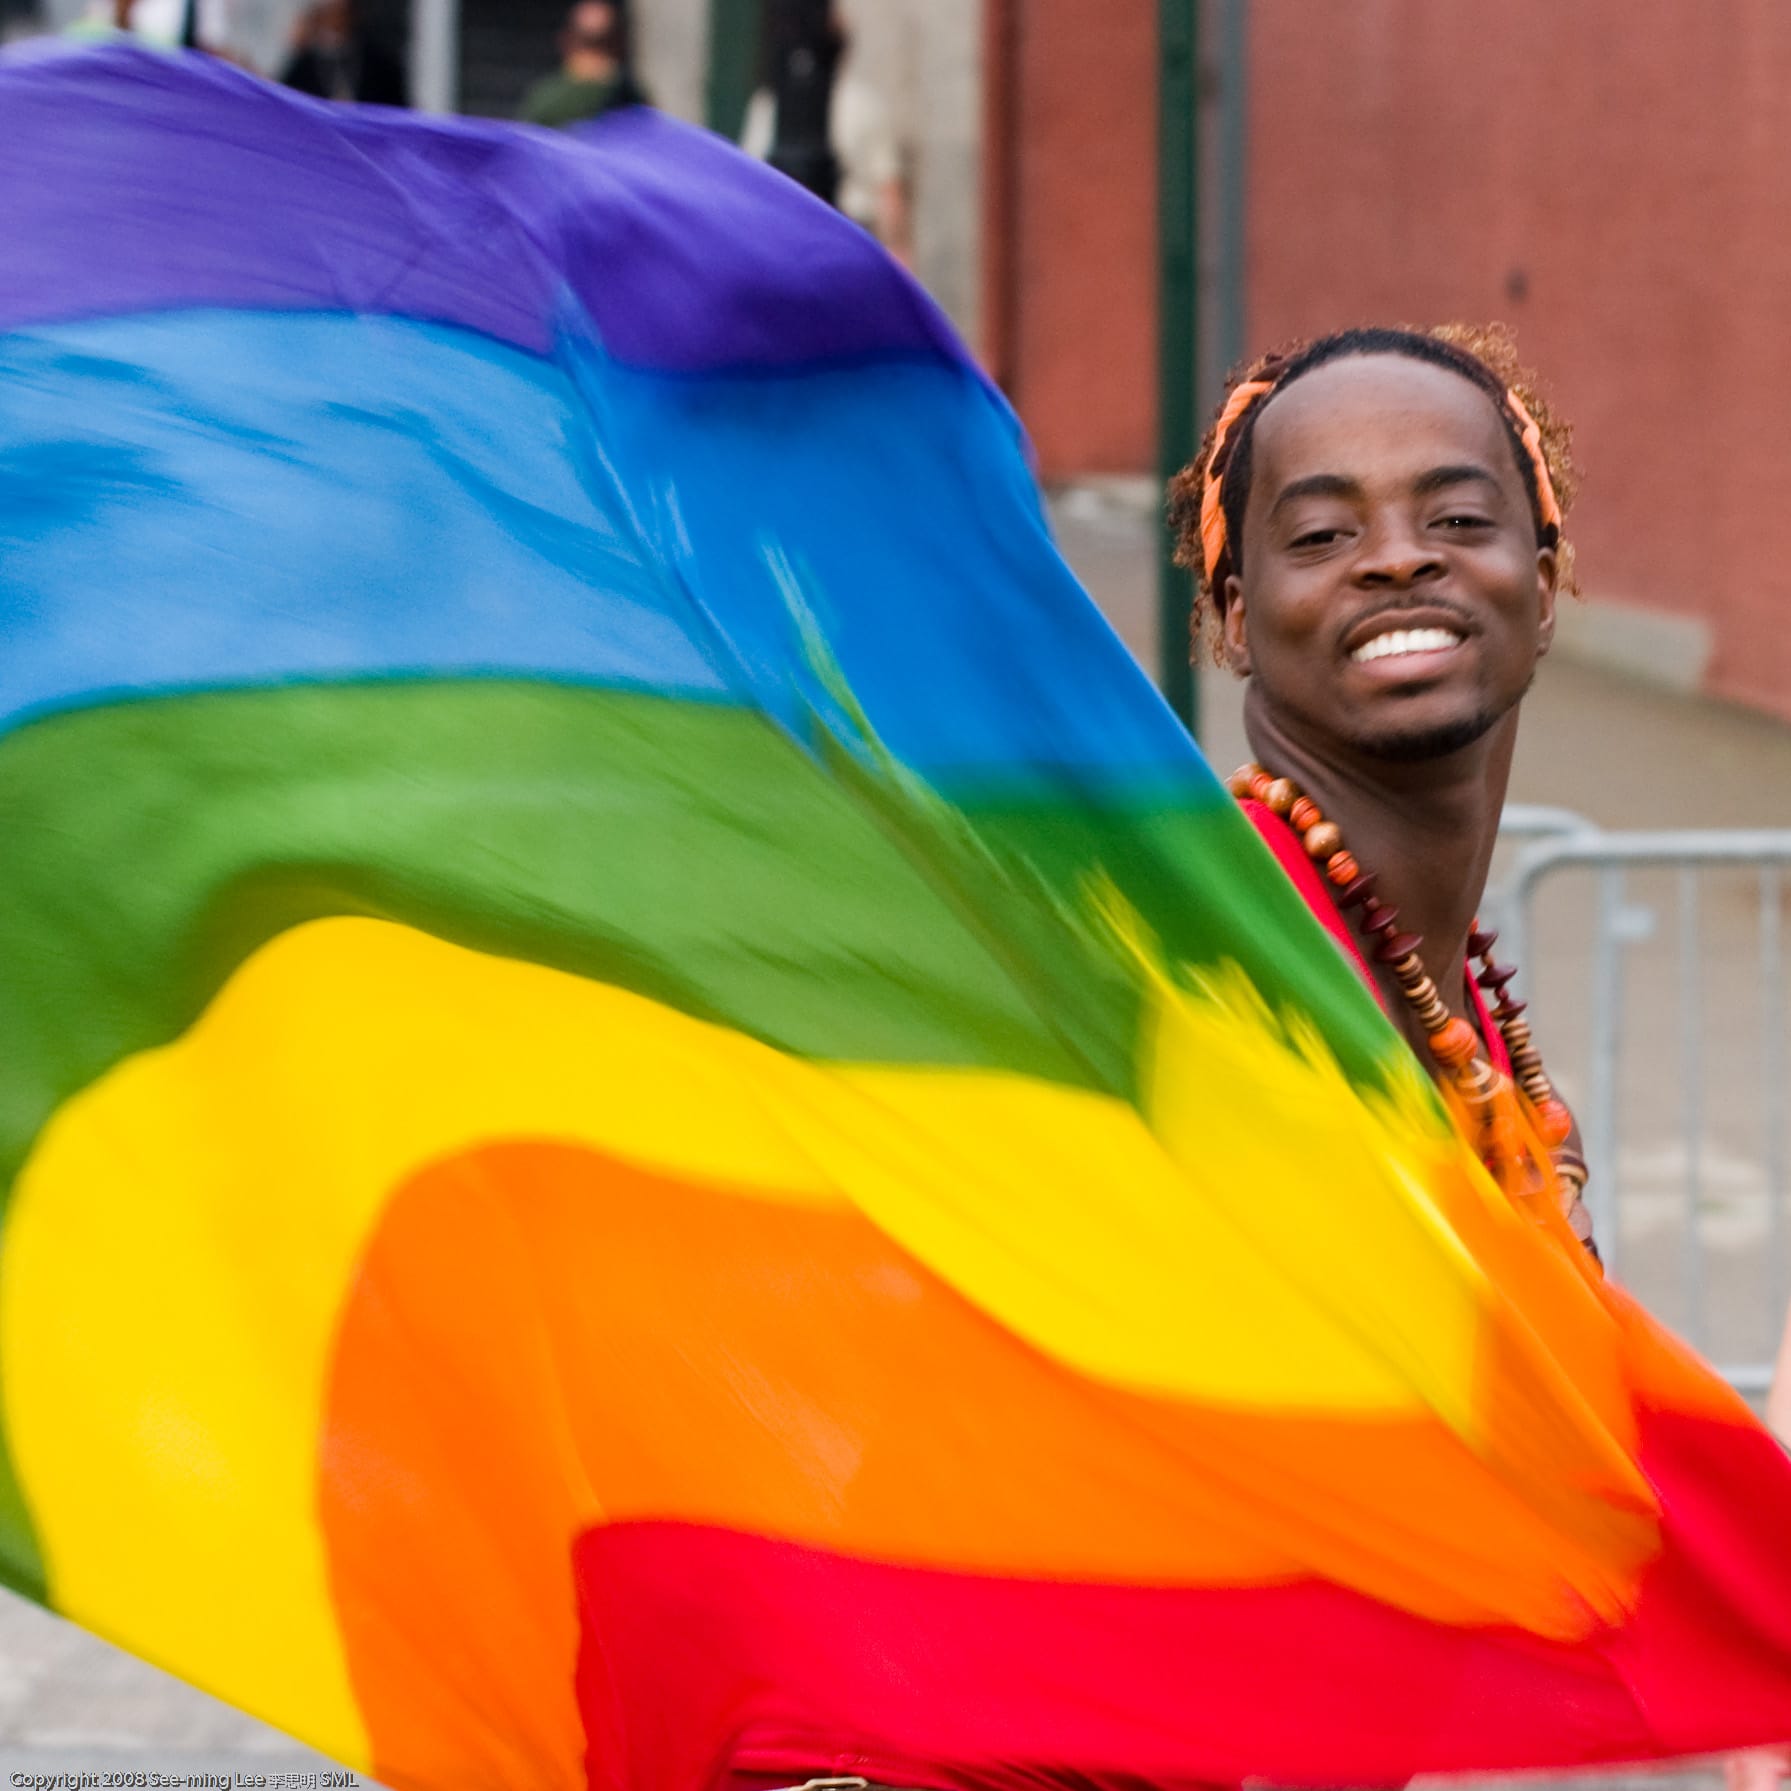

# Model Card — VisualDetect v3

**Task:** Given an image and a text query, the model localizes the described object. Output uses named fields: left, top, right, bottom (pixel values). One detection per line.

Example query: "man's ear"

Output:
left=1220, top=574, right=1252, bottom=675
left=1535, top=545, right=1559, bottom=659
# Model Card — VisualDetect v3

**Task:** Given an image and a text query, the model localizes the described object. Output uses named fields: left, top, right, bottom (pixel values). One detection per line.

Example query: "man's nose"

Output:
left=1354, top=520, right=1444, bottom=588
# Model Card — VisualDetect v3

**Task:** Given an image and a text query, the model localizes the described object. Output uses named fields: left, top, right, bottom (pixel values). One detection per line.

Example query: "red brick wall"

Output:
left=989, top=0, right=1791, bottom=719
left=981, top=0, right=1157, bottom=477
left=1248, top=0, right=1791, bottom=720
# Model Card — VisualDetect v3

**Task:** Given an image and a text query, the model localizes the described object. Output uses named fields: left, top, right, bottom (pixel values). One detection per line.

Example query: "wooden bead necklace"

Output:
left=1229, top=763, right=1585, bottom=1196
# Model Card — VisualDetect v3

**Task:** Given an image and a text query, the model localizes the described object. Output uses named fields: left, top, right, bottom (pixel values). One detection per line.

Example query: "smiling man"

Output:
left=1169, top=325, right=1593, bottom=1243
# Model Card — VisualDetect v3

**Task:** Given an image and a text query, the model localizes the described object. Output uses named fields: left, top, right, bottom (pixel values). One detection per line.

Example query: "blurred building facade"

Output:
left=985, top=0, right=1791, bottom=725
left=20, top=1, right=1782, bottom=720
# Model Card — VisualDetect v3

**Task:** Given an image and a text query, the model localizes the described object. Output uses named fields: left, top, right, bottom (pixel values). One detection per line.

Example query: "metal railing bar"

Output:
left=1721, top=1363, right=1776, bottom=1394
left=1587, top=864, right=1627, bottom=1270
left=1764, top=867, right=1787, bottom=1331
left=1509, top=833, right=1791, bottom=890
left=1500, top=886, right=1530, bottom=1009
left=1679, top=868, right=1703, bottom=1344
left=1498, top=803, right=1600, bottom=840
left=1492, top=807, right=1596, bottom=994
left=1498, top=823, right=1791, bottom=1392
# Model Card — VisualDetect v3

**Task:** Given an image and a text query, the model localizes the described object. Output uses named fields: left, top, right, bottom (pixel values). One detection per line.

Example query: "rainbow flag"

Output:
left=2, top=43, right=1790, bottom=1791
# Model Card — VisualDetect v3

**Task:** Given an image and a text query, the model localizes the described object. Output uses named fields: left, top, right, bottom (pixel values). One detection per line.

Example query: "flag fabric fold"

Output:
left=1, top=43, right=1789, bottom=1791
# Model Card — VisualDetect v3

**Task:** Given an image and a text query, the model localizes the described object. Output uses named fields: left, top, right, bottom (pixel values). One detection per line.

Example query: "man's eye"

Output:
left=1437, top=514, right=1493, bottom=531
left=1289, top=527, right=1344, bottom=549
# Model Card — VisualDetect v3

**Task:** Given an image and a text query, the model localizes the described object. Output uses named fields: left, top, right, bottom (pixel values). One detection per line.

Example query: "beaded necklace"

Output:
left=1229, top=762, right=1586, bottom=1201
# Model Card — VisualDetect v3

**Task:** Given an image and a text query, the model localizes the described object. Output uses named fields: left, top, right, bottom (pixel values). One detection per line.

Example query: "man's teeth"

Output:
left=1351, top=627, right=1463, bottom=664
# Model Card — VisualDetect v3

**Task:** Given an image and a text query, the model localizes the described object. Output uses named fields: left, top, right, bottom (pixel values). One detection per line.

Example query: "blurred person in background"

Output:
left=1, top=0, right=43, bottom=45
left=61, top=0, right=244, bottom=57
left=517, top=0, right=648, bottom=131
left=741, top=0, right=911, bottom=265
left=62, top=0, right=182, bottom=39
left=279, top=0, right=406, bottom=105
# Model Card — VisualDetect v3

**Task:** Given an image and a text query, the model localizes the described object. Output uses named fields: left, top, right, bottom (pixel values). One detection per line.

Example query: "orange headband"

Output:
left=1503, top=389, right=1563, bottom=534
left=1198, top=376, right=1563, bottom=583
left=1198, top=378, right=1274, bottom=581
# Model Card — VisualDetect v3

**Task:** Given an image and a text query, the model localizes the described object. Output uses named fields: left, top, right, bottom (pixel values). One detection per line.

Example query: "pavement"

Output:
left=4, top=486, right=1786, bottom=1787
left=0, top=1587, right=364, bottom=1781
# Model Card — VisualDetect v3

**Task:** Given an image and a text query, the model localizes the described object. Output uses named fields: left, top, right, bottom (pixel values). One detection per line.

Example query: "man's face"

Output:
left=565, top=2, right=617, bottom=51
left=1222, top=354, right=1558, bottom=763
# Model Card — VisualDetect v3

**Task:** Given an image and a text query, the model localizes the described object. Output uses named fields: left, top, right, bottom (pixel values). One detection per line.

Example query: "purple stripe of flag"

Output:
left=0, top=41, right=969, bottom=376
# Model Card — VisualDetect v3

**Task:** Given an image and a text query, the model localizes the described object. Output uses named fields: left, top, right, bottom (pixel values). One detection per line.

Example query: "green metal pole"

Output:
left=705, top=0, right=764, bottom=138
left=1157, top=0, right=1200, bottom=735
left=1215, top=0, right=1248, bottom=390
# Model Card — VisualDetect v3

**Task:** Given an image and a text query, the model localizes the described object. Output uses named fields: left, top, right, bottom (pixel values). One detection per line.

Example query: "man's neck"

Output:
left=1242, top=689, right=1516, bottom=1044
left=563, top=53, right=619, bottom=84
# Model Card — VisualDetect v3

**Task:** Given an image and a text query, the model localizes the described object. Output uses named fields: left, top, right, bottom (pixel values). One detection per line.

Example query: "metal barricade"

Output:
left=1479, top=804, right=1598, bottom=939
left=1495, top=822, right=1791, bottom=1391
